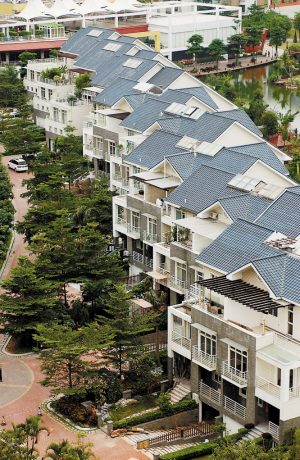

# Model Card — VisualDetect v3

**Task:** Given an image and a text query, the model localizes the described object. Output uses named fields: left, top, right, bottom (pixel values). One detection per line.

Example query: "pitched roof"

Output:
left=218, top=194, right=271, bottom=223
left=159, top=87, right=218, bottom=110
left=120, top=98, right=170, bottom=132
left=93, top=78, right=137, bottom=106
left=230, top=143, right=288, bottom=176
left=178, top=86, right=219, bottom=110
left=146, top=67, right=184, bottom=89
left=165, top=165, right=243, bottom=213
left=61, top=26, right=113, bottom=56
left=214, top=109, right=262, bottom=137
left=196, top=219, right=280, bottom=273
left=255, top=188, right=300, bottom=238
left=124, top=130, right=185, bottom=169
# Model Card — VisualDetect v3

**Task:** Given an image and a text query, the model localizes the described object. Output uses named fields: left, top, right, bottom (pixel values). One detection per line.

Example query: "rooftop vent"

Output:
left=103, top=42, right=122, bottom=52
left=123, top=58, right=142, bottom=69
left=87, top=29, right=102, bottom=37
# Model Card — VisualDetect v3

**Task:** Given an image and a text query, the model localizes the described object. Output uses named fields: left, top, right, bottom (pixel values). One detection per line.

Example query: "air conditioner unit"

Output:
left=210, top=212, right=218, bottom=220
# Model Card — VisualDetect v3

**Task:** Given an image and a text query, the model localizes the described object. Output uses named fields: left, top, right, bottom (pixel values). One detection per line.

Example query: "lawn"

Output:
left=109, top=395, right=158, bottom=422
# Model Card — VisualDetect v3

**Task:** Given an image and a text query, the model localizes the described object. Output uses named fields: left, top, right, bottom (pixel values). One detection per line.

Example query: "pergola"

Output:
left=196, top=276, right=286, bottom=314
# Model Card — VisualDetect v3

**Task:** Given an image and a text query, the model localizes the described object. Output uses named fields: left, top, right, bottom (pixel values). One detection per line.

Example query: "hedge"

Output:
left=113, top=399, right=197, bottom=429
left=160, top=428, right=249, bottom=460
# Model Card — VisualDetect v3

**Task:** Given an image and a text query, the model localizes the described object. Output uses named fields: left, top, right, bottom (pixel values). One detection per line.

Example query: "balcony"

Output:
left=223, top=395, right=246, bottom=420
left=93, top=148, right=104, bottom=159
left=161, top=232, right=173, bottom=245
left=143, top=231, right=158, bottom=244
left=192, top=346, right=217, bottom=370
left=157, top=264, right=170, bottom=278
left=170, top=276, right=187, bottom=293
left=256, top=375, right=280, bottom=399
left=199, top=381, right=221, bottom=405
left=132, top=251, right=143, bottom=264
left=83, top=121, right=94, bottom=129
left=222, top=360, right=248, bottom=387
left=113, top=172, right=122, bottom=182
left=116, top=217, right=127, bottom=228
left=171, top=330, right=191, bottom=350
left=84, top=144, right=93, bottom=151
left=144, top=256, right=153, bottom=269
left=289, top=386, right=300, bottom=400
left=185, top=284, right=202, bottom=301
left=127, top=224, right=140, bottom=237
left=110, top=147, right=124, bottom=158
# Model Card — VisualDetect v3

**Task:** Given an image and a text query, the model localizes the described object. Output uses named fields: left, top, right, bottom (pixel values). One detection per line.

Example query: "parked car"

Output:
left=7, top=158, right=28, bottom=172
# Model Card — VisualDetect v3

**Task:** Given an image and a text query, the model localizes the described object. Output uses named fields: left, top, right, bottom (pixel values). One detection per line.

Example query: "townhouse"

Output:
left=24, top=27, right=300, bottom=442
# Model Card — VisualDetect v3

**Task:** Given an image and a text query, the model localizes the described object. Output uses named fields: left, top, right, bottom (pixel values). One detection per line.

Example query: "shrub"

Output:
left=113, top=399, right=197, bottom=429
left=161, top=440, right=217, bottom=459
left=262, top=432, right=272, bottom=439
left=55, top=397, right=97, bottom=427
left=0, top=33, right=4, bottom=37
left=35, top=30, right=44, bottom=36
left=158, top=393, right=172, bottom=416
left=243, top=53, right=248, bottom=57
left=245, top=423, right=255, bottom=429
left=257, top=50, right=263, bottom=55
left=19, top=31, right=32, bottom=36
left=9, top=31, right=18, bottom=36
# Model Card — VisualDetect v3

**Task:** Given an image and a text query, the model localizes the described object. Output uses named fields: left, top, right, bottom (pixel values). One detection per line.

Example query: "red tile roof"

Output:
left=0, top=39, right=66, bottom=52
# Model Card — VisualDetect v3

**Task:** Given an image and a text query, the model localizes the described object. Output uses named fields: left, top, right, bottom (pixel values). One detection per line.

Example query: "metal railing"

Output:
left=110, top=147, right=124, bottom=158
left=274, top=332, right=300, bottom=358
left=117, top=217, right=127, bottom=228
left=157, top=265, right=170, bottom=278
left=171, top=330, right=191, bottom=350
left=83, top=121, right=93, bottom=129
left=147, top=421, right=215, bottom=446
left=222, top=360, right=248, bottom=386
left=289, top=386, right=300, bottom=400
left=37, top=75, right=71, bottom=86
left=113, top=173, right=122, bottom=182
left=144, top=256, right=153, bottom=269
left=84, top=144, right=93, bottom=151
left=185, top=283, right=202, bottom=301
left=223, top=395, right=246, bottom=420
left=269, top=421, right=279, bottom=440
left=193, top=346, right=217, bottom=370
left=170, top=276, right=187, bottom=292
left=28, top=57, right=65, bottom=64
left=127, top=224, right=140, bottom=237
left=256, top=375, right=280, bottom=399
left=199, top=381, right=221, bottom=405
left=132, top=251, right=143, bottom=264
left=93, top=148, right=104, bottom=159
left=143, top=231, right=158, bottom=244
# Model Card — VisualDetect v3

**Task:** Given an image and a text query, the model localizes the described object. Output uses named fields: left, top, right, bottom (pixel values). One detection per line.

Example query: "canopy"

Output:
left=15, top=0, right=54, bottom=20
left=48, top=0, right=81, bottom=17
left=78, top=0, right=110, bottom=15
left=103, top=0, right=141, bottom=13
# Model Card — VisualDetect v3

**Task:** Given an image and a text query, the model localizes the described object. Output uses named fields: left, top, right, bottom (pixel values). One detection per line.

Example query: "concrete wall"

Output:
left=136, top=408, right=199, bottom=430
left=142, top=330, right=167, bottom=344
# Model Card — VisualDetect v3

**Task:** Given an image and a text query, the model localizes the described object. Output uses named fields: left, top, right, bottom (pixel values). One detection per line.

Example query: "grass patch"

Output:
left=109, top=395, right=158, bottom=423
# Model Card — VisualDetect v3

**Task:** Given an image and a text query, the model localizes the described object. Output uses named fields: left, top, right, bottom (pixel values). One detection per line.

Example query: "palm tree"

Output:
left=17, top=416, right=49, bottom=459
left=145, top=288, right=166, bottom=367
left=46, top=439, right=71, bottom=460
left=30, top=416, right=49, bottom=448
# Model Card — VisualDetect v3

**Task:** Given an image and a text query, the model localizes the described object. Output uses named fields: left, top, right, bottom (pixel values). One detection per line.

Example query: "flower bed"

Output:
left=54, top=397, right=97, bottom=427
left=113, top=399, right=197, bottom=429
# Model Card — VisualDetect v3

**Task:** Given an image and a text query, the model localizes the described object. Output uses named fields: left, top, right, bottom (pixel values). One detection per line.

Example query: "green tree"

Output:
left=269, top=26, right=286, bottom=55
left=186, top=34, right=204, bottom=68
left=145, top=288, right=166, bottom=366
left=244, top=25, right=263, bottom=62
left=1, top=124, right=45, bottom=158
left=247, top=3, right=265, bottom=23
left=0, top=425, right=37, bottom=460
left=228, top=33, right=247, bottom=66
left=97, top=285, right=154, bottom=379
left=278, top=110, right=298, bottom=146
left=294, top=30, right=298, bottom=43
left=0, top=256, right=59, bottom=343
left=261, top=111, right=279, bottom=138
left=75, top=73, right=91, bottom=94
left=46, top=435, right=99, bottom=460
left=208, top=38, right=227, bottom=69
left=0, top=66, right=25, bottom=108
left=294, top=12, right=300, bottom=40
left=46, top=439, right=70, bottom=460
left=210, top=439, right=271, bottom=460
left=245, top=88, right=268, bottom=125
left=34, top=323, right=112, bottom=397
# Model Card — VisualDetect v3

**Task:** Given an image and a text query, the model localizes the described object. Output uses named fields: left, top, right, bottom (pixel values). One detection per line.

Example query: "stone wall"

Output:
left=135, top=408, right=199, bottom=430
left=142, top=330, right=167, bottom=344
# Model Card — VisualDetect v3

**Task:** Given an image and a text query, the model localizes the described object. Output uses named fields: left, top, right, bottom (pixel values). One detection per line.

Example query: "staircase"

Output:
left=145, top=441, right=202, bottom=457
left=239, top=425, right=265, bottom=443
left=169, top=382, right=191, bottom=404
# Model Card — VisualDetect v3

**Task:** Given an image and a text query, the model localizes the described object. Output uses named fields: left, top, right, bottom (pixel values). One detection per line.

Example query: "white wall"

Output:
left=224, top=297, right=263, bottom=329
left=216, top=124, right=260, bottom=147
left=223, top=415, right=244, bottom=435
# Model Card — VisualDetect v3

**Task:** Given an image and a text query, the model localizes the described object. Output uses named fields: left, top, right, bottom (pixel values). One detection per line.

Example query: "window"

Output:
left=229, top=346, right=248, bottom=373
left=127, top=140, right=135, bottom=154
left=148, top=218, right=157, bottom=236
left=48, top=89, right=53, bottom=100
left=176, top=209, right=185, bottom=220
left=288, top=306, right=293, bottom=335
left=53, top=108, right=59, bottom=122
left=239, top=388, right=247, bottom=398
left=96, top=137, right=103, bottom=151
left=195, top=270, right=203, bottom=282
left=131, top=211, right=140, bottom=229
left=213, top=373, right=221, bottom=383
left=108, top=141, right=116, bottom=156
left=87, top=29, right=102, bottom=37
left=54, top=127, right=57, bottom=133
left=257, top=398, right=263, bottom=407
left=176, top=262, right=187, bottom=282
left=289, top=369, right=294, bottom=389
left=61, top=110, right=67, bottom=124
left=173, top=315, right=182, bottom=330
left=135, top=239, right=142, bottom=250
left=127, top=130, right=134, bottom=136
left=30, top=70, right=34, bottom=81
left=118, top=206, right=124, bottom=219
left=41, top=87, right=45, bottom=99
left=49, top=126, right=52, bottom=132
left=199, top=330, right=216, bottom=356
left=31, top=88, right=33, bottom=92
left=60, top=130, right=63, bottom=134
left=277, top=368, right=281, bottom=386
left=269, top=308, right=278, bottom=318
left=210, top=273, right=217, bottom=279
left=133, top=166, right=140, bottom=174
left=37, top=104, right=39, bottom=109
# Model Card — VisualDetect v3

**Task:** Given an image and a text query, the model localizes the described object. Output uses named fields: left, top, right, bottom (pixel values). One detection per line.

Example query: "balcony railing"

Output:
left=83, top=121, right=93, bottom=129
left=144, top=256, right=153, bottom=269
left=132, top=251, right=143, bottom=264
left=127, top=224, right=140, bottom=237
left=113, top=173, right=122, bottom=182
left=185, top=284, right=202, bottom=301
left=223, top=395, right=246, bottom=420
left=116, top=217, right=126, bottom=228
left=157, top=265, right=170, bottom=278
left=84, top=144, right=93, bottom=151
left=289, top=386, right=300, bottom=400
left=161, top=232, right=173, bottom=245
left=256, top=375, right=280, bottom=399
left=170, top=276, right=187, bottom=292
left=162, top=205, right=171, bottom=217
left=192, top=346, right=217, bottom=370
left=122, top=178, right=129, bottom=188
left=143, top=231, right=158, bottom=244
left=37, top=75, right=71, bottom=86
left=222, top=360, right=248, bottom=387
left=93, top=148, right=104, bottom=159
left=269, top=421, right=279, bottom=440
left=199, top=381, right=221, bottom=405
left=172, top=330, right=191, bottom=350
left=110, top=148, right=124, bottom=158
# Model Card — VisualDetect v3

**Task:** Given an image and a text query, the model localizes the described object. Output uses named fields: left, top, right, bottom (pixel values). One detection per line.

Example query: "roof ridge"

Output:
left=235, top=217, right=277, bottom=233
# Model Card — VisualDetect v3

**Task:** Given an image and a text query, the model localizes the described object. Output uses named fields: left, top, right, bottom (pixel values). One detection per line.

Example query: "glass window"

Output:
left=30, top=70, right=34, bottom=81
left=133, top=166, right=140, bottom=174
left=148, top=217, right=157, bottom=235
left=131, top=211, right=139, bottom=229
left=229, top=346, right=247, bottom=373
left=41, top=87, right=45, bottom=99
left=199, top=331, right=216, bottom=356
left=177, top=262, right=187, bottom=282
left=96, top=137, right=103, bottom=150
left=288, top=306, right=294, bottom=335
left=61, top=110, right=67, bottom=124
left=53, top=108, right=59, bottom=122
left=48, top=89, right=53, bottom=100
left=176, top=209, right=185, bottom=220
left=108, top=141, right=116, bottom=156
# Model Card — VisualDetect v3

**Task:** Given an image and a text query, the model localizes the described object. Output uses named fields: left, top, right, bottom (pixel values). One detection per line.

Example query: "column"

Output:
left=199, top=400, right=203, bottom=422
left=5, top=53, right=9, bottom=63
left=216, top=6, right=220, bottom=39
left=114, top=15, right=119, bottom=28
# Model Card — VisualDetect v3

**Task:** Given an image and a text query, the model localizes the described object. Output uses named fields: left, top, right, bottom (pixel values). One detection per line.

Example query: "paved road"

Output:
left=0, top=151, right=149, bottom=459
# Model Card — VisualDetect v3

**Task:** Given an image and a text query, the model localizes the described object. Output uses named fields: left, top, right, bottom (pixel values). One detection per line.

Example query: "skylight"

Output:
left=123, top=58, right=142, bottom=69
left=133, top=82, right=154, bottom=93
left=258, top=184, right=284, bottom=200
left=196, top=141, right=223, bottom=157
left=176, top=136, right=200, bottom=150
left=227, top=174, right=260, bottom=192
left=103, top=42, right=122, bottom=52
left=87, top=29, right=102, bottom=37
left=165, top=102, right=205, bottom=120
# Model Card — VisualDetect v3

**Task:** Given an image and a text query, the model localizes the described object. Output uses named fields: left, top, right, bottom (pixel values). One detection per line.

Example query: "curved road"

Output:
left=0, top=153, right=148, bottom=460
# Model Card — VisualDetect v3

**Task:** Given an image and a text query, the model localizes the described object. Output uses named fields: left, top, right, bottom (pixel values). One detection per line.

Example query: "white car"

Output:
left=7, top=158, right=28, bottom=172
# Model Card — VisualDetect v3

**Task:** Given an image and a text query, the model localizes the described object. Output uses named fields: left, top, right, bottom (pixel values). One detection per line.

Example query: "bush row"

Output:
left=55, top=397, right=97, bottom=427
left=113, top=399, right=197, bottom=429
left=160, top=428, right=249, bottom=460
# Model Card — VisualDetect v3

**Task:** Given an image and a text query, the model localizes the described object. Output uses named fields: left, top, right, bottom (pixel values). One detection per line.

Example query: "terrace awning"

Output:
left=196, top=276, right=285, bottom=313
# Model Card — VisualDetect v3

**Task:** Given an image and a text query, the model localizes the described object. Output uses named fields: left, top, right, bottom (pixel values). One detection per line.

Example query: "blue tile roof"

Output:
left=93, top=78, right=137, bottom=106
left=165, top=165, right=243, bottom=214
left=120, top=98, right=170, bottom=132
left=255, top=188, right=300, bottom=238
left=218, top=195, right=271, bottom=223
left=178, top=87, right=219, bottom=110
left=214, top=109, right=262, bottom=137
left=124, top=130, right=185, bottom=169
left=230, top=143, right=288, bottom=176
left=124, top=93, right=151, bottom=110
left=196, top=219, right=280, bottom=273
left=147, top=67, right=184, bottom=89
left=159, top=87, right=218, bottom=110
left=61, top=27, right=114, bottom=56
